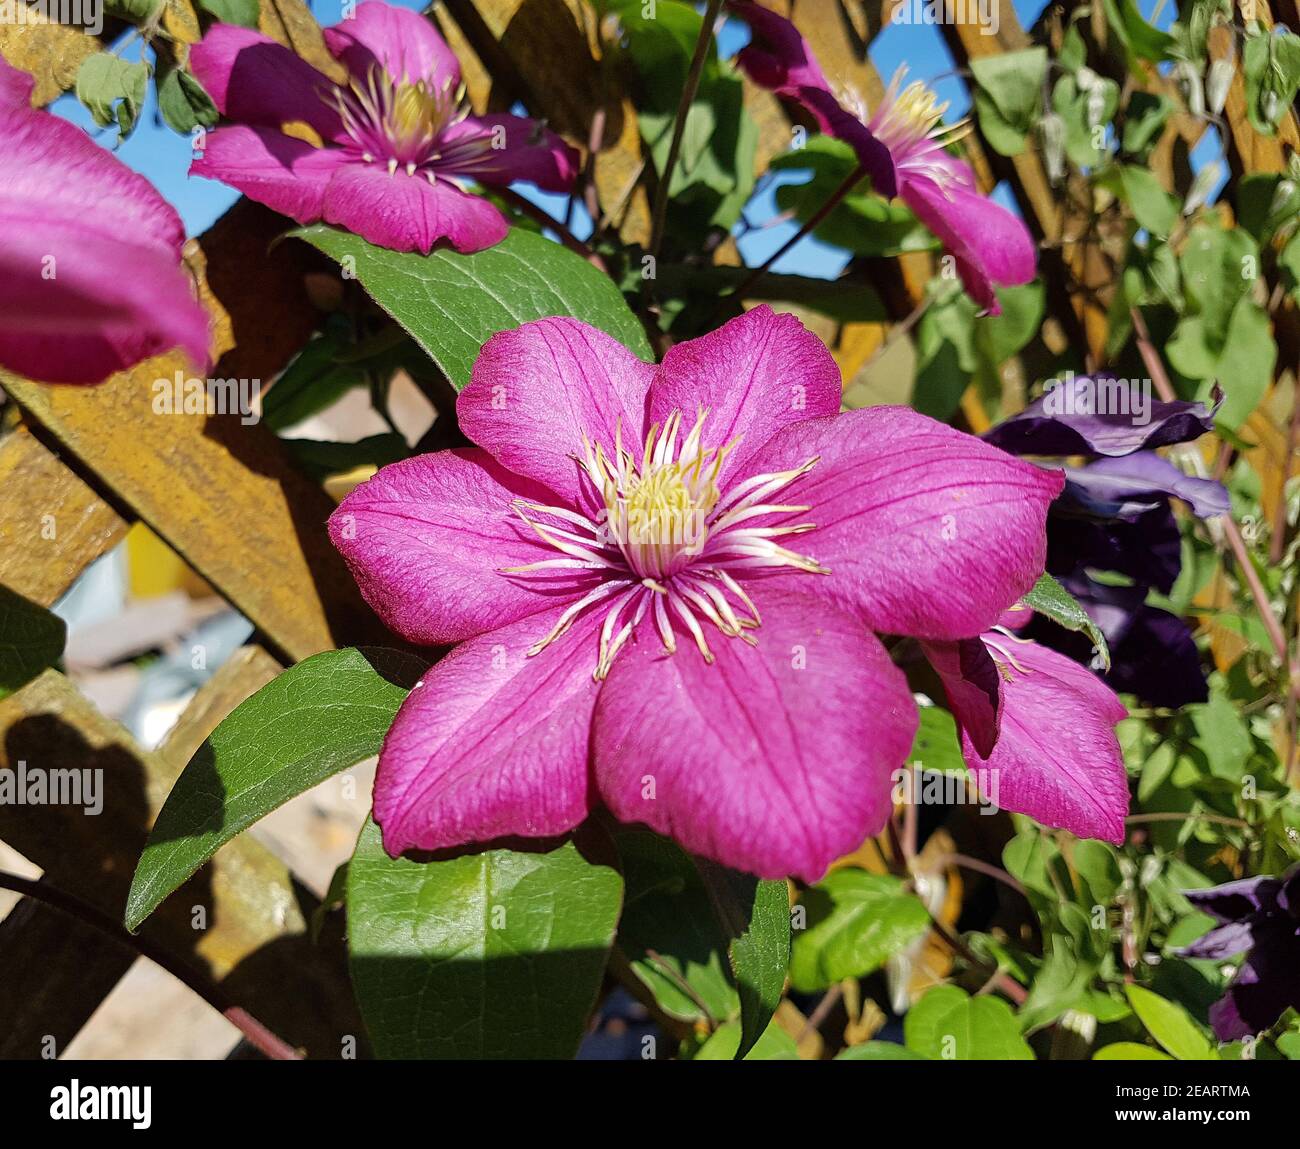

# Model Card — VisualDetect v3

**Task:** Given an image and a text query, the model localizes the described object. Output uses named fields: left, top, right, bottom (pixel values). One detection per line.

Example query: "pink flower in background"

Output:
left=0, top=58, right=209, bottom=385
left=730, top=1, right=1036, bottom=314
left=190, top=0, right=579, bottom=254
left=330, top=306, right=1069, bottom=881
left=924, top=621, right=1130, bottom=845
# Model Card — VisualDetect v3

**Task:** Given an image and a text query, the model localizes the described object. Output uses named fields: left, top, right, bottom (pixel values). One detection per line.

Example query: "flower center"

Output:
left=588, top=409, right=730, bottom=580
left=859, top=67, right=971, bottom=193
left=333, top=66, right=460, bottom=170
left=505, top=408, right=827, bottom=678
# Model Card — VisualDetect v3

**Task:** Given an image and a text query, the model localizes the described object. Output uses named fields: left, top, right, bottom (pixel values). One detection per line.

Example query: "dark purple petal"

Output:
left=1060, top=453, right=1230, bottom=521
left=984, top=375, right=1219, bottom=458
left=1182, top=875, right=1279, bottom=924
left=1178, top=919, right=1260, bottom=960
left=1209, top=926, right=1300, bottom=1040
left=1047, top=506, right=1182, bottom=594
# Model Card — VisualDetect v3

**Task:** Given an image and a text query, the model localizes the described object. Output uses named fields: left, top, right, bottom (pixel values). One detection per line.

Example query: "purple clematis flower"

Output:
left=728, top=1, right=1036, bottom=314
left=983, top=374, right=1220, bottom=458
left=986, top=377, right=1226, bottom=708
left=189, top=1, right=579, bottom=254
left=923, top=624, right=1130, bottom=844
left=329, top=306, right=1071, bottom=880
left=0, top=57, right=209, bottom=385
left=1179, top=867, right=1300, bottom=1041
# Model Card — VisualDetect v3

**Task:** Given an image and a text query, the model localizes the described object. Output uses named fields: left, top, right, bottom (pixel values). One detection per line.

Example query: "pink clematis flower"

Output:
left=729, top=1, right=1036, bottom=315
left=189, top=0, right=579, bottom=254
left=923, top=620, right=1130, bottom=845
left=328, top=306, right=1090, bottom=881
left=0, top=57, right=209, bottom=385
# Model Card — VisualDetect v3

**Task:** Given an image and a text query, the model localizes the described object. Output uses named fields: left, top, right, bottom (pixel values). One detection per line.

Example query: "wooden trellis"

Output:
left=0, top=0, right=1294, bottom=1057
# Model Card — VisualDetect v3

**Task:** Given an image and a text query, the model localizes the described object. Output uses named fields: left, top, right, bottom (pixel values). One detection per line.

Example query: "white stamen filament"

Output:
left=509, top=407, right=826, bottom=677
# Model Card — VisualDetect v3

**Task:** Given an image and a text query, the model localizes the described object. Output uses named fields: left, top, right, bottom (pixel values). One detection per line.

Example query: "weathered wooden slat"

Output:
left=0, top=423, right=128, bottom=608
left=441, top=0, right=653, bottom=244
left=0, top=11, right=99, bottom=106
left=2, top=203, right=388, bottom=664
left=0, top=671, right=361, bottom=1057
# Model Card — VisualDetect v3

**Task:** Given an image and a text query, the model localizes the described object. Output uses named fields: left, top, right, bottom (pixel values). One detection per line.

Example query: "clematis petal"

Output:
left=189, top=24, right=344, bottom=142
left=1178, top=919, right=1259, bottom=960
left=1060, top=453, right=1230, bottom=521
left=900, top=159, right=1036, bottom=315
left=458, top=317, right=657, bottom=507
left=437, top=114, right=579, bottom=192
left=191, top=125, right=347, bottom=223
left=984, top=375, right=1219, bottom=457
left=743, top=406, right=1063, bottom=641
left=727, top=1, right=895, bottom=195
left=1, top=55, right=35, bottom=106
left=1182, top=875, right=1278, bottom=923
left=961, top=636, right=1129, bottom=845
left=0, top=63, right=209, bottom=384
left=328, top=448, right=596, bottom=646
left=373, top=604, right=603, bottom=856
left=1048, top=507, right=1182, bottom=594
left=649, top=306, right=842, bottom=485
left=323, top=0, right=459, bottom=90
left=1208, top=929, right=1300, bottom=1041
left=319, top=163, right=508, bottom=254
left=920, top=637, right=1001, bottom=759
left=592, top=589, right=917, bottom=882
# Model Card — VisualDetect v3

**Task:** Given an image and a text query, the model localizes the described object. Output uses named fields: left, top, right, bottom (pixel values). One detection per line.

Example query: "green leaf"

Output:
left=1121, top=91, right=1173, bottom=157
left=1052, top=72, right=1120, bottom=168
left=1235, top=173, right=1300, bottom=245
left=970, top=48, right=1047, bottom=156
left=695, top=859, right=791, bottom=1060
left=262, top=323, right=367, bottom=432
left=75, top=54, right=149, bottom=141
left=1189, top=689, right=1253, bottom=780
left=0, top=586, right=66, bottom=699
left=789, top=870, right=930, bottom=992
left=125, top=647, right=423, bottom=931
left=835, top=1041, right=929, bottom=1060
left=907, top=706, right=967, bottom=777
left=1125, top=984, right=1219, bottom=1060
left=1107, top=165, right=1178, bottom=237
left=904, top=985, right=1035, bottom=1060
left=156, top=64, right=218, bottom=135
left=1021, top=573, right=1111, bottom=670
left=773, top=139, right=936, bottom=258
left=1094, top=1041, right=1175, bottom=1060
left=1167, top=297, right=1275, bottom=430
left=293, top=226, right=652, bottom=388
left=1102, top=0, right=1175, bottom=64
left=613, top=831, right=739, bottom=1024
left=688, top=1019, right=798, bottom=1060
left=1179, top=224, right=1258, bottom=353
left=196, top=0, right=260, bottom=26
left=283, top=434, right=410, bottom=482
left=1243, top=27, right=1300, bottom=135
left=347, top=818, right=623, bottom=1058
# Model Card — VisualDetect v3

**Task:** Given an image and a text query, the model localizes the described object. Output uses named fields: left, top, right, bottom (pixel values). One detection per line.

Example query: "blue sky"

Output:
left=56, top=0, right=1217, bottom=280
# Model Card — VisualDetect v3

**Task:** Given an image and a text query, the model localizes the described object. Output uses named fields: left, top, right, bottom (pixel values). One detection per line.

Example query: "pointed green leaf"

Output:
left=347, top=818, right=623, bottom=1058
left=293, top=226, right=652, bottom=388
left=125, top=647, right=423, bottom=931
left=0, top=586, right=66, bottom=699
